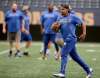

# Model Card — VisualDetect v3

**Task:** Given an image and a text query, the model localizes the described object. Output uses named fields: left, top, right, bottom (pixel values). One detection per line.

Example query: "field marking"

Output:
left=0, top=44, right=25, bottom=55
left=92, top=58, right=97, bottom=61
left=1, top=42, right=100, bottom=47
left=0, top=42, right=100, bottom=55
left=0, top=49, right=10, bottom=55
left=0, top=42, right=41, bottom=55
left=86, top=49, right=96, bottom=52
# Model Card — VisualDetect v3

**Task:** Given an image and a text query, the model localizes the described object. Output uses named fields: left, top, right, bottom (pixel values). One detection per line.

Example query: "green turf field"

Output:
left=0, top=42, right=100, bottom=78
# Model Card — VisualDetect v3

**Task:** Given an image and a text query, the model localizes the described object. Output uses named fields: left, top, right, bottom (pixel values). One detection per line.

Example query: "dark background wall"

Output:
left=0, top=24, right=100, bottom=42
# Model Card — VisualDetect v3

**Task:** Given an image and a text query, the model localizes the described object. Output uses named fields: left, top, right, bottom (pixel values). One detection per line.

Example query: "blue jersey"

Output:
left=5, top=10, right=23, bottom=32
left=40, top=10, right=59, bottom=34
left=23, top=14, right=30, bottom=31
left=57, top=14, right=83, bottom=41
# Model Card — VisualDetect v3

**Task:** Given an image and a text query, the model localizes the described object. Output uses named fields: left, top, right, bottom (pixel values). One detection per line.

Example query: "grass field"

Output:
left=0, top=42, right=100, bottom=78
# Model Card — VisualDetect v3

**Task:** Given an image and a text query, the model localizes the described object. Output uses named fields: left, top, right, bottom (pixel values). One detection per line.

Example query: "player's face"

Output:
left=60, top=7, right=69, bottom=16
left=24, top=9, right=29, bottom=14
left=48, top=4, right=53, bottom=12
left=11, top=3, right=18, bottom=12
left=23, top=6, right=29, bottom=14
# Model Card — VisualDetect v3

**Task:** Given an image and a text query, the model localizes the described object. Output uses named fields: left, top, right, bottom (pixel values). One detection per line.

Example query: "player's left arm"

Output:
left=75, top=15, right=86, bottom=41
left=79, top=23, right=86, bottom=41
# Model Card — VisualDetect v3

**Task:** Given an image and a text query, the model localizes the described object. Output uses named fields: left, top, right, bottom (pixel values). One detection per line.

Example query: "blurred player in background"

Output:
left=21, top=5, right=32, bottom=56
left=52, top=4, right=93, bottom=78
left=54, top=5, right=64, bottom=48
left=40, top=4, right=60, bottom=60
left=40, top=5, right=62, bottom=59
left=2, top=3, right=23, bottom=57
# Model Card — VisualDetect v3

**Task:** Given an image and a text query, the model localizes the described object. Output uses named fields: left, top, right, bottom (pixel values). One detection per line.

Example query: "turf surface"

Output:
left=0, top=42, right=100, bottom=78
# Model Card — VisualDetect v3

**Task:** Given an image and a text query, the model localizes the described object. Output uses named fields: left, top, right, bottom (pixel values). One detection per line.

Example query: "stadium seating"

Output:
left=0, top=0, right=99, bottom=11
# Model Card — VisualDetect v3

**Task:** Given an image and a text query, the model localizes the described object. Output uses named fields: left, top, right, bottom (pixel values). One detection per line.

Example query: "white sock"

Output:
left=47, top=49, right=50, bottom=54
left=40, top=44, right=44, bottom=52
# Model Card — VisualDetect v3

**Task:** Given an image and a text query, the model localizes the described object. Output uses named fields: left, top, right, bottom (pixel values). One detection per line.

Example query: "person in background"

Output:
left=40, top=4, right=60, bottom=60
left=21, top=5, right=32, bottom=56
left=3, top=3, right=23, bottom=57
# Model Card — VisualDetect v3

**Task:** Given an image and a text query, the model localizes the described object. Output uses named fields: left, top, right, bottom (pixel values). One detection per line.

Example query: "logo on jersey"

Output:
left=59, top=18, right=72, bottom=24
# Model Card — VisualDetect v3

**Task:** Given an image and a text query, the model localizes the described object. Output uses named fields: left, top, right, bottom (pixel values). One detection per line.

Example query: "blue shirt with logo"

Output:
left=40, top=10, right=59, bottom=34
left=57, top=14, right=83, bottom=41
left=5, top=10, right=23, bottom=32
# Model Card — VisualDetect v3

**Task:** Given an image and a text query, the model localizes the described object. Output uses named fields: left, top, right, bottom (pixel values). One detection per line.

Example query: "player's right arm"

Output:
left=40, top=12, right=45, bottom=34
left=2, top=22, right=6, bottom=34
left=51, top=22, right=60, bottom=32
left=2, top=11, right=8, bottom=34
left=51, top=15, right=61, bottom=32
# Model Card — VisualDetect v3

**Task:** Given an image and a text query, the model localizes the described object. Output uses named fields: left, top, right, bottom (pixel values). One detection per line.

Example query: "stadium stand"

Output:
left=0, top=0, right=100, bottom=42
left=0, top=0, right=99, bottom=11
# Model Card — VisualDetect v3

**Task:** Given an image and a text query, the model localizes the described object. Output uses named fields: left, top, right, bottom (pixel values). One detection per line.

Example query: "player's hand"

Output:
left=21, top=27, right=25, bottom=32
left=51, top=22, right=60, bottom=32
left=25, top=30, right=29, bottom=35
left=2, top=28, right=6, bottom=34
left=41, top=28, right=44, bottom=34
left=79, top=33, right=86, bottom=41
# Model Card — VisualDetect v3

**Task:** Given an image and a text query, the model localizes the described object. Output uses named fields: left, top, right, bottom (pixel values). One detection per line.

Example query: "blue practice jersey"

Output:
left=40, top=10, right=59, bottom=34
left=23, top=14, right=30, bottom=31
left=57, top=14, right=83, bottom=41
left=5, top=10, right=23, bottom=32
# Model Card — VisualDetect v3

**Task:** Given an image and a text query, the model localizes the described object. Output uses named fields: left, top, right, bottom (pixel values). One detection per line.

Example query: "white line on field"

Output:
left=0, top=43, right=25, bottom=55
left=0, top=42, right=41, bottom=55
left=0, top=49, right=10, bottom=55
left=86, top=49, right=96, bottom=52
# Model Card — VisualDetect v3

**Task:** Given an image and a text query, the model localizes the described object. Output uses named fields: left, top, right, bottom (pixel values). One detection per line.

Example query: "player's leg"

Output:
left=40, top=41, right=51, bottom=55
left=8, top=32, right=14, bottom=57
left=50, top=34, right=60, bottom=60
left=40, top=34, right=44, bottom=54
left=9, top=41, right=13, bottom=56
left=15, top=31, right=21, bottom=56
left=43, top=34, right=50, bottom=59
left=23, top=34, right=32, bottom=56
left=40, top=43, right=44, bottom=54
left=69, top=46, right=93, bottom=78
left=53, top=40, right=75, bottom=77
left=55, top=32, right=64, bottom=48
left=47, top=41, right=51, bottom=53
left=55, top=38, right=64, bottom=48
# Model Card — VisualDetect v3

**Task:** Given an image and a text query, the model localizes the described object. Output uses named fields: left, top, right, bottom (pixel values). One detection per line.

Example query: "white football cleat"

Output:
left=54, top=51, right=60, bottom=60
left=53, top=73, right=65, bottom=78
left=86, top=68, right=93, bottom=78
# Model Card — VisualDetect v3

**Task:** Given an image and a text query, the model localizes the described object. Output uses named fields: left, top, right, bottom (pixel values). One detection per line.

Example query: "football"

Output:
left=51, top=22, right=60, bottom=32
